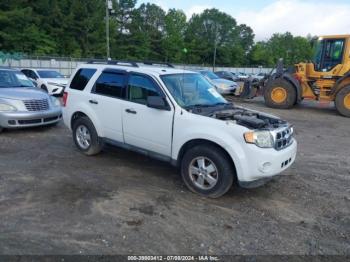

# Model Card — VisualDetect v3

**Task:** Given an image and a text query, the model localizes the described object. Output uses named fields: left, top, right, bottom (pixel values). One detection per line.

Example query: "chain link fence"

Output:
left=0, top=55, right=272, bottom=76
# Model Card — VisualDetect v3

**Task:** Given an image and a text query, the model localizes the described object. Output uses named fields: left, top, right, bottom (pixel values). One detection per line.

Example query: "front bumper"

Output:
left=237, top=139, right=297, bottom=185
left=0, top=107, right=62, bottom=128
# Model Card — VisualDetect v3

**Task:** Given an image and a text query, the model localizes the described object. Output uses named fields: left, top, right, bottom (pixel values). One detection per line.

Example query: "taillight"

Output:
left=62, top=92, right=68, bottom=107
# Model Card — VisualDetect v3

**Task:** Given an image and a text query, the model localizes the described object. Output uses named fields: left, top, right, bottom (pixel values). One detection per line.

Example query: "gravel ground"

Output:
left=0, top=98, right=349, bottom=255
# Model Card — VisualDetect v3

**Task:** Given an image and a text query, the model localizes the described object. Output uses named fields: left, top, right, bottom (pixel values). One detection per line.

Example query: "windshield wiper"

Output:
left=206, top=102, right=232, bottom=108
left=185, top=104, right=212, bottom=109
left=185, top=102, right=232, bottom=110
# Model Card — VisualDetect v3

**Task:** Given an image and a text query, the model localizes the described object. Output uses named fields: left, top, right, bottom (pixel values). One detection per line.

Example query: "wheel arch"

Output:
left=281, top=73, right=302, bottom=104
left=70, top=111, right=89, bottom=129
left=175, top=139, right=237, bottom=180
left=332, top=74, right=350, bottom=97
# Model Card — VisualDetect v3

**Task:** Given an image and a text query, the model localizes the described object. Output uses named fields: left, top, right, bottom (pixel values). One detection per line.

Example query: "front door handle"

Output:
left=89, top=99, right=98, bottom=105
left=125, top=109, right=137, bottom=114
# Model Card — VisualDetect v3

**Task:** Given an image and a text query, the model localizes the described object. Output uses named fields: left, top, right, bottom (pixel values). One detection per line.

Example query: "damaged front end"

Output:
left=209, top=106, right=286, bottom=129
left=189, top=104, right=294, bottom=150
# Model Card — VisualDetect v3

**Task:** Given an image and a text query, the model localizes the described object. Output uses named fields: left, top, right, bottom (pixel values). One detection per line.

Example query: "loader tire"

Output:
left=264, top=78, right=296, bottom=109
left=335, top=85, right=350, bottom=117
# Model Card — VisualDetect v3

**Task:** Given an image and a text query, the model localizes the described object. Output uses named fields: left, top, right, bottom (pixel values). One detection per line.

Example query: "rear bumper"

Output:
left=0, top=108, right=62, bottom=128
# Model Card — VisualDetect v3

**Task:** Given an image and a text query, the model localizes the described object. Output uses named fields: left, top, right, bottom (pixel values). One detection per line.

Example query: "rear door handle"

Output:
left=125, top=109, right=137, bottom=114
left=89, top=100, right=98, bottom=105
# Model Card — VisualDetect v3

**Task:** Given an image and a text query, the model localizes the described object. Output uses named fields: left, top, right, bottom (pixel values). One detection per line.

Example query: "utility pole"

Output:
left=106, top=0, right=113, bottom=60
left=213, top=38, right=217, bottom=71
left=213, top=25, right=219, bottom=71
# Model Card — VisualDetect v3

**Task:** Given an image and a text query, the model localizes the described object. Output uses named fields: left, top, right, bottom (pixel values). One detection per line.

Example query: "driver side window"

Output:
left=128, top=74, right=161, bottom=105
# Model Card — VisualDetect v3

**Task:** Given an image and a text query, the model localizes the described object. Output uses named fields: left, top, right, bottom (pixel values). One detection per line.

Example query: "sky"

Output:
left=138, top=0, right=350, bottom=41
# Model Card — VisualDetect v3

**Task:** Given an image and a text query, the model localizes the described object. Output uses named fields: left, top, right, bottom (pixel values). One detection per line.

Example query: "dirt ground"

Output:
left=0, top=98, right=349, bottom=255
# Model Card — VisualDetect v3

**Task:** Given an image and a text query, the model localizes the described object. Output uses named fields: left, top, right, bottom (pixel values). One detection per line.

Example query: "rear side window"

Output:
left=70, top=68, right=96, bottom=91
left=94, top=70, right=126, bottom=99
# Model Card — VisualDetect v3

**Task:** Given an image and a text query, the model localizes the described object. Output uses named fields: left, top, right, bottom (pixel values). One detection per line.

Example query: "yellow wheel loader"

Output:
left=242, top=35, right=350, bottom=117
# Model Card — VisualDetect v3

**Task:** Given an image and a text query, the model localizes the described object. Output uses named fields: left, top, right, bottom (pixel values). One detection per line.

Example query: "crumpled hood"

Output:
left=0, top=88, right=49, bottom=101
left=44, top=78, right=68, bottom=85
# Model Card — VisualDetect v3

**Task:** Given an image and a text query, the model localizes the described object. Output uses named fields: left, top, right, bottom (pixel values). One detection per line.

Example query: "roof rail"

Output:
left=87, top=59, right=139, bottom=67
left=87, top=59, right=175, bottom=68
left=139, top=61, right=175, bottom=68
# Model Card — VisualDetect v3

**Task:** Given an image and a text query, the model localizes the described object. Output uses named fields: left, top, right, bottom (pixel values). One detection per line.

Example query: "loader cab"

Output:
left=313, top=37, right=345, bottom=72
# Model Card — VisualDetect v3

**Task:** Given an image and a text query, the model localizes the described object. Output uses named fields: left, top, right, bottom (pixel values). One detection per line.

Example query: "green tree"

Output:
left=249, top=32, right=313, bottom=67
left=137, top=3, right=166, bottom=60
left=0, top=6, right=56, bottom=54
left=184, top=8, right=254, bottom=66
left=162, top=9, right=187, bottom=63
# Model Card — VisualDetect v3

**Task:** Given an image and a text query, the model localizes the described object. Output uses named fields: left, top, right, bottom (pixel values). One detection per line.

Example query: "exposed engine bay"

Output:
left=188, top=105, right=287, bottom=129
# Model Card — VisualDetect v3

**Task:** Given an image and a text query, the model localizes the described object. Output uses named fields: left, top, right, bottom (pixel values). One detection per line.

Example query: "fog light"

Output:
left=259, top=162, right=272, bottom=173
left=8, top=120, right=16, bottom=125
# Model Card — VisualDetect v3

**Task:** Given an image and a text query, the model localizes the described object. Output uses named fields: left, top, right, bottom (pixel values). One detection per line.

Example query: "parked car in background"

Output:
left=199, top=70, right=238, bottom=95
left=21, top=68, right=68, bottom=96
left=251, top=72, right=267, bottom=81
left=215, top=71, right=238, bottom=81
left=0, top=68, right=62, bottom=132
left=237, top=72, right=249, bottom=81
left=63, top=61, right=297, bottom=198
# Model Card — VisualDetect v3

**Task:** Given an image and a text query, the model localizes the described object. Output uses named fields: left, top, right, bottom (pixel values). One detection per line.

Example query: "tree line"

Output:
left=0, top=0, right=314, bottom=67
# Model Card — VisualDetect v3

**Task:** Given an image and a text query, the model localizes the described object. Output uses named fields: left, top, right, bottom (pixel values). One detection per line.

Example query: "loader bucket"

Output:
left=240, top=78, right=258, bottom=99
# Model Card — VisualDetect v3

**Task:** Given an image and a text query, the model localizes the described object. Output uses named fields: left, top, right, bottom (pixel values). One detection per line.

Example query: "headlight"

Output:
left=50, top=96, right=61, bottom=107
left=244, top=130, right=274, bottom=148
left=48, top=82, right=63, bottom=87
left=0, top=103, right=17, bottom=112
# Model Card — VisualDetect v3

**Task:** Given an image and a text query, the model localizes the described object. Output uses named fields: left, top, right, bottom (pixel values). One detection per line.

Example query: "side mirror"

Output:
left=147, top=96, right=170, bottom=110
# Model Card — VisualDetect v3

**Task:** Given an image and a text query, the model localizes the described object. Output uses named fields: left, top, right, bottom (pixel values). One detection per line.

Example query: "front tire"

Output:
left=335, top=86, right=350, bottom=117
left=264, top=78, right=296, bottom=109
left=181, top=144, right=234, bottom=198
left=72, top=117, right=103, bottom=156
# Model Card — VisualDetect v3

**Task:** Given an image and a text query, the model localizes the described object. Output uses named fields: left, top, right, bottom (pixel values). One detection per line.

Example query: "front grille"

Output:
left=23, top=99, right=49, bottom=111
left=274, top=126, right=294, bottom=150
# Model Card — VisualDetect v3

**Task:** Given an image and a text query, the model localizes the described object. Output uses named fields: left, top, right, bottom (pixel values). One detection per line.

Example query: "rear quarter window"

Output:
left=70, top=68, right=96, bottom=91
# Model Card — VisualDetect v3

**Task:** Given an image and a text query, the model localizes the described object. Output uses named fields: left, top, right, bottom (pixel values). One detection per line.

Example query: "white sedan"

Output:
left=21, top=68, right=68, bottom=96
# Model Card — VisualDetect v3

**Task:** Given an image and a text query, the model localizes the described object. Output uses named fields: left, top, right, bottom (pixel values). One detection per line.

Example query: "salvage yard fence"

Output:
left=0, top=55, right=272, bottom=77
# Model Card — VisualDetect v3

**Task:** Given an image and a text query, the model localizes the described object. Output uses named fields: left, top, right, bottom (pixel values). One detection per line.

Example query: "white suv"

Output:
left=63, top=61, right=297, bottom=198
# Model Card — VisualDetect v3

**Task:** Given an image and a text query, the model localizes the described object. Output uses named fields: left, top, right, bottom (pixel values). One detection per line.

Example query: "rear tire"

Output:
left=72, top=117, right=103, bottom=156
left=264, top=78, right=296, bottom=109
left=181, top=144, right=234, bottom=198
left=335, top=85, right=350, bottom=117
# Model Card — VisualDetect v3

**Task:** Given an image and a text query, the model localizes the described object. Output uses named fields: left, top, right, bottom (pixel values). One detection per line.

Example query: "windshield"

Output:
left=200, top=71, right=220, bottom=80
left=0, top=70, right=34, bottom=88
left=37, top=70, right=63, bottom=78
left=313, top=38, right=345, bottom=71
left=161, top=73, right=228, bottom=108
